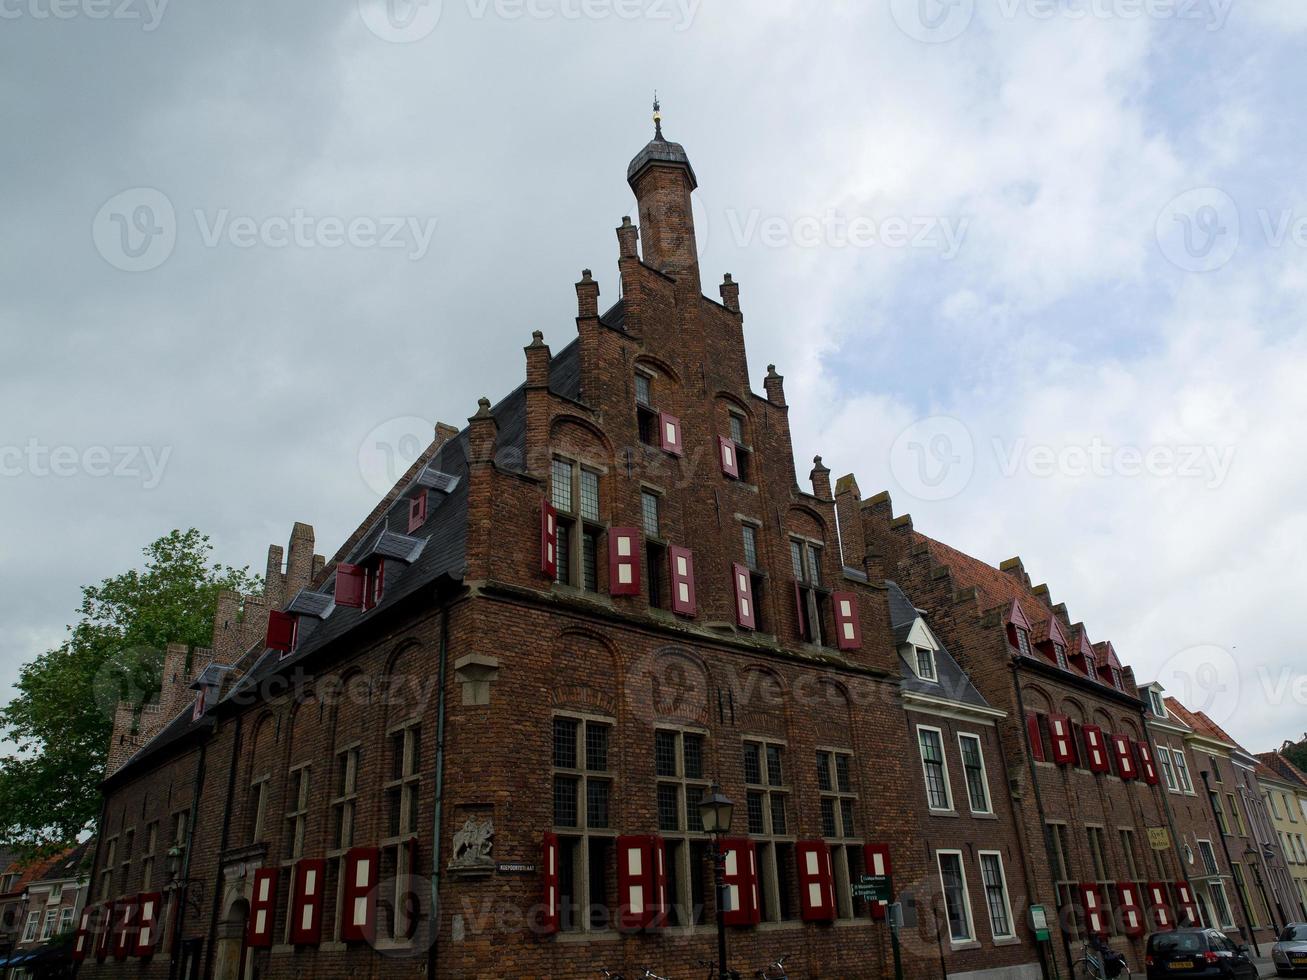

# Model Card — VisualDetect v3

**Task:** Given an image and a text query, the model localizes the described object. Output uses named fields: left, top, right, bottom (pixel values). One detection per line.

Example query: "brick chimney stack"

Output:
left=764, top=364, right=787, bottom=407
left=719, top=273, right=740, bottom=313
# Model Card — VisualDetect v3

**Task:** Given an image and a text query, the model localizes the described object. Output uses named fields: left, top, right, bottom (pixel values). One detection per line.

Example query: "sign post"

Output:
left=853, top=875, right=899, bottom=980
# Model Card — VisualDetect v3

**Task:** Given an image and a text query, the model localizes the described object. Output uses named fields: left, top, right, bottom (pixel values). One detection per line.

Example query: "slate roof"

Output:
left=886, top=580, right=991, bottom=710
left=627, top=135, right=698, bottom=190
left=108, top=324, right=592, bottom=785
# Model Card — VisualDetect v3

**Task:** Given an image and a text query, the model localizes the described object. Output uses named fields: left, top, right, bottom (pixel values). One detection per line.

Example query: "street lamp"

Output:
left=698, top=785, right=735, bottom=980
left=165, top=845, right=184, bottom=885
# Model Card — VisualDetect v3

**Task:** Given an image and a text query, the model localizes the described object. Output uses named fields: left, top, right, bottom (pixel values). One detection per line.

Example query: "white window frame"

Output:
left=1156, top=745, right=1179, bottom=792
left=1207, top=880, right=1235, bottom=929
left=917, top=726, right=954, bottom=813
left=1172, top=747, right=1195, bottom=794
left=977, top=850, right=1016, bottom=940
left=1149, top=689, right=1166, bottom=718
left=915, top=646, right=937, bottom=682
left=22, top=910, right=39, bottom=942
left=937, top=849, right=976, bottom=944
left=40, top=907, right=58, bottom=940
left=956, top=732, right=993, bottom=815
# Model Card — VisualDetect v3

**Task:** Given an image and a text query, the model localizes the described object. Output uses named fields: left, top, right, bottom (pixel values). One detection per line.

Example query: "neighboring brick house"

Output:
left=78, top=118, right=969, bottom=980
left=1, top=839, right=94, bottom=979
left=887, top=579, right=1042, bottom=979
left=1253, top=756, right=1307, bottom=921
left=1164, top=699, right=1300, bottom=944
left=849, top=489, right=1183, bottom=976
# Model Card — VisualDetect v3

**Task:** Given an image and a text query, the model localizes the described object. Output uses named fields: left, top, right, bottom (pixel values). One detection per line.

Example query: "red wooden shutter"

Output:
left=1048, top=714, right=1075, bottom=764
left=541, top=832, right=561, bottom=936
left=341, top=846, right=379, bottom=942
left=334, top=563, right=366, bottom=608
left=1147, top=881, right=1174, bottom=931
left=540, top=501, right=558, bottom=579
left=864, top=843, right=893, bottom=920
left=135, top=892, right=161, bottom=957
left=1114, top=734, right=1138, bottom=779
left=1081, top=883, right=1106, bottom=936
left=289, top=858, right=326, bottom=945
left=1081, top=725, right=1110, bottom=773
left=796, top=840, right=836, bottom=922
left=617, top=835, right=655, bottom=931
left=832, top=592, right=861, bottom=650
left=718, top=435, right=739, bottom=478
left=265, top=610, right=295, bottom=653
left=658, top=412, right=683, bottom=456
left=407, top=491, right=427, bottom=533
left=1174, top=881, right=1199, bottom=925
left=668, top=546, right=696, bottom=616
left=732, top=563, right=757, bottom=629
left=721, top=838, right=760, bottom=926
left=1137, top=741, right=1159, bottom=785
left=651, top=837, right=669, bottom=929
left=72, top=908, right=93, bottom=962
left=247, top=867, right=278, bottom=948
left=114, top=896, right=137, bottom=960
left=95, top=901, right=113, bottom=961
left=608, top=528, right=641, bottom=596
left=1117, top=882, right=1144, bottom=936
left=1026, top=713, right=1046, bottom=763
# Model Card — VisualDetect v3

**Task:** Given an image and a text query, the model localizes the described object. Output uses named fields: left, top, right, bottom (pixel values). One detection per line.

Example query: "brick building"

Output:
left=0, top=840, right=93, bottom=979
left=847, top=488, right=1199, bottom=975
left=1258, top=750, right=1307, bottom=917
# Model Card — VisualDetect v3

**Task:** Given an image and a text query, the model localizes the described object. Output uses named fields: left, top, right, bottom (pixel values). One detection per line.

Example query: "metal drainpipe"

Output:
left=203, top=713, right=244, bottom=980
left=1201, top=770, right=1259, bottom=955
left=169, top=736, right=208, bottom=980
left=1012, top=665, right=1074, bottom=979
left=426, top=605, right=450, bottom=980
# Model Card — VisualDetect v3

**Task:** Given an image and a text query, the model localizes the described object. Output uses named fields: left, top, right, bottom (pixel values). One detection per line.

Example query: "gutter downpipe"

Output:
left=427, top=603, right=450, bottom=980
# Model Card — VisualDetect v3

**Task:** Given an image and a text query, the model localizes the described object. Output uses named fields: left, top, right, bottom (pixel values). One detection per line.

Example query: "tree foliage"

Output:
left=0, top=529, right=259, bottom=851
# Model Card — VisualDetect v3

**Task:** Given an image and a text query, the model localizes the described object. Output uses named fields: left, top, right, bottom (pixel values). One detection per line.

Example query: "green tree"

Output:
left=0, top=529, right=259, bottom=851
left=1284, top=739, right=1307, bottom=776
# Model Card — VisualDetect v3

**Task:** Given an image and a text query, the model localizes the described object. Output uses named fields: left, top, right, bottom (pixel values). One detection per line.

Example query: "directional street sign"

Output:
left=852, top=873, right=892, bottom=903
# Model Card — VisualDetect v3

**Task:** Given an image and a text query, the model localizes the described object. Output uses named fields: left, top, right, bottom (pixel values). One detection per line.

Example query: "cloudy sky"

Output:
left=2, top=0, right=1304, bottom=753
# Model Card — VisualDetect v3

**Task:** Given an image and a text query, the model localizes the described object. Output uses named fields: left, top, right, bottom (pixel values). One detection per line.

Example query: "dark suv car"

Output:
left=1146, top=929, right=1258, bottom=978
left=1273, top=923, right=1307, bottom=977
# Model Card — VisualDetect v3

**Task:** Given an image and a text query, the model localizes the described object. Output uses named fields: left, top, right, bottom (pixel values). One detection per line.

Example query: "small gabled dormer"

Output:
left=189, top=664, right=229, bottom=721
left=335, top=528, right=426, bottom=613
left=405, top=464, right=461, bottom=534
left=267, top=588, right=336, bottom=659
left=1143, top=682, right=1169, bottom=720
left=1002, top=599, right=1035, bottom=657
left=1094, top=641, right=1125, bottom=690
left=1069, top=627, right=1099, bottom=682
left=899, top=615, right=943, bottom=683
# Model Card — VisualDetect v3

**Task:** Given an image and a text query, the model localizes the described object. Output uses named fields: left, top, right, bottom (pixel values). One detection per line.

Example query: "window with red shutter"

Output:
left=617, top=835, right=656, bottom=931
left=135, top=893, right=161, bottom=957
left=113, top=897, right=137, bottom=960
left=832, top=592, right=861, bottom=650
left=669, top=546, right=696, bottom=616
left=540, top=501, right=558, bottom=579
left=720, top=838, right=760, bottom=926
left=247, top=867, right=278, bottom=948
left=290, top=858, right=326, bottom=945
left=1114, top=735, right=1138, bottom=779
left=1082, top=725, right=1110, bottom=773
left=796, top=840, right=836, bottom=922
left=608, top=528, right=641, bottom=596
left=1117, top=882, right=1144, bottom=936
left=265, top=609, right=296, bottom=653
left=1174, top=881, right=1199, bottom=926
left=541, top=832, right=561, bottom=936
left=1048, top=715, right=1076, bottom=765
left=864, top=843, right=893, bottom=920
left=1081, top=884, right=1107, bottom=936
left=658, top=412, right=683, bottom=456
left=1026, top=713, right=1047, bottom=763
left=95, top=902, right=113, bottom=961
left=72, top=908, right=93, bottom=962
left=334, top=563, right=366, bottom=608
left=651, top=837, right=668, bottom=929
left=1137, top=741, right=1159, bottom=785
left=363, top=561, right=385, bottom=610
left=1147, top=881, right=1174, bottom=931
left=718, top=435, right=739, bottom=479
left=732, top=563, right=756, bottom=629
left=341, top=847, right=378, bottom=943
left=407, top=491, right=428, bottom=533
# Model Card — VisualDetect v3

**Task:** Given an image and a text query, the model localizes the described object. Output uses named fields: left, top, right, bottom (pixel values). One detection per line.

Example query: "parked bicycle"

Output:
left=600, top=970, right=671, bottom=980
left=756, top=953, right=789, bottom=979
left=1075, top=934, right=1127, bottom=980
left=696, top=958, right=741, bottom=980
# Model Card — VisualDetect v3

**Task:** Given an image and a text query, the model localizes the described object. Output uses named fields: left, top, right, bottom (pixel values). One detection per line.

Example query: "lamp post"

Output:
left=698, top=785, right=735, bottom=980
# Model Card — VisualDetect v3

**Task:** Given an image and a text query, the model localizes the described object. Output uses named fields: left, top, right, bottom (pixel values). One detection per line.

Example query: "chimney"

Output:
left=809, top=456, right=832, bottom=500
left=576, top=269, right=599, bottom=319
left=719, top=273, right=740, bottom=313
left=834, top=473, right=865, bottom=569
left=467, top=397, right=497, bottom=465
left=435, top=422, right=460, bottom=446
left=525, top=330, right=551, bottom=388
left=764, top=364, right=787, bottom=407
left=616, top=216, right=638, bottom=259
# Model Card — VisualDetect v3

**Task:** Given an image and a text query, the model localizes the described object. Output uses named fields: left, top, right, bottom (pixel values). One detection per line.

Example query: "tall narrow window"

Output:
left=654, top=729, right=709, bottom=927
left=141, top=822, right=158, bottom=890
left=958, top=734, right=991, bottom=814
left=1048, top=822, right=1078, bottom=928
left=937, top=851, right=974, bottom=943
left=635, top=372, right=659, bottom=446
left=1014, top=627, right=1032, bottom=657
left=726, top=412, right=751, bottom=481
left=743, top=740, right=795, bottom=923
left=1172, top=750, right=1194, bottom=793
left=817, top=749, right=861, bottom=919
left=917, top=728, right=953, bottom=812
left=552, top=459, right=603, bottom=592
left=915, top=646, right=937, bottom=681
left=98, top=839, right=116, bottom=900
left=1157, top=746, right=1178, bottom=791
left=382, top=724, right=421, bottom=941
left=979, top=852, right=1014, bottom=939
left=553, top=714, right=615, bottom=932
left=645, top=491, right=665, bottom=608
left=286, top=766, right=311, bottom=859
left=1053, top=642, right=1069, bottom=670
left=329, top=745, right=360, bottom=942
left=742, top=525, right=759, bottom=571
left=791, top=538, right=827, bottom=644
left=250, top=780, right=269, bottom=843
left=1119, top=828, right=1140, bottom=880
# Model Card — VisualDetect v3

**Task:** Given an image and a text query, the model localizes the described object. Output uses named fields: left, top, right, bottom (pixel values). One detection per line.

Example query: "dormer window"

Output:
left=1110, top=667, right=1124, bottom=690
left=1084, top=652, right=1096, bottom=680
left=1149, top=690, right=1166, bottom=718
left=1014, top=627, right=1032, bottom=657
left=192, top=687, right=208, bottom=721
left=915, top=647, right=937, bottom=682
left=407, top=491, right=428, bottom=533
left=334, top=560, right=386, bottom=611
left=1053, top=643, right=1068, bottom=670
left=363, top=561, right=385, bottom=610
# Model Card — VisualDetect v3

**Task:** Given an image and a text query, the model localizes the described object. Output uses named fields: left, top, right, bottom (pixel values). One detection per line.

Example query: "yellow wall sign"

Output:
left=1148, top=827, right=1172, bottom=851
